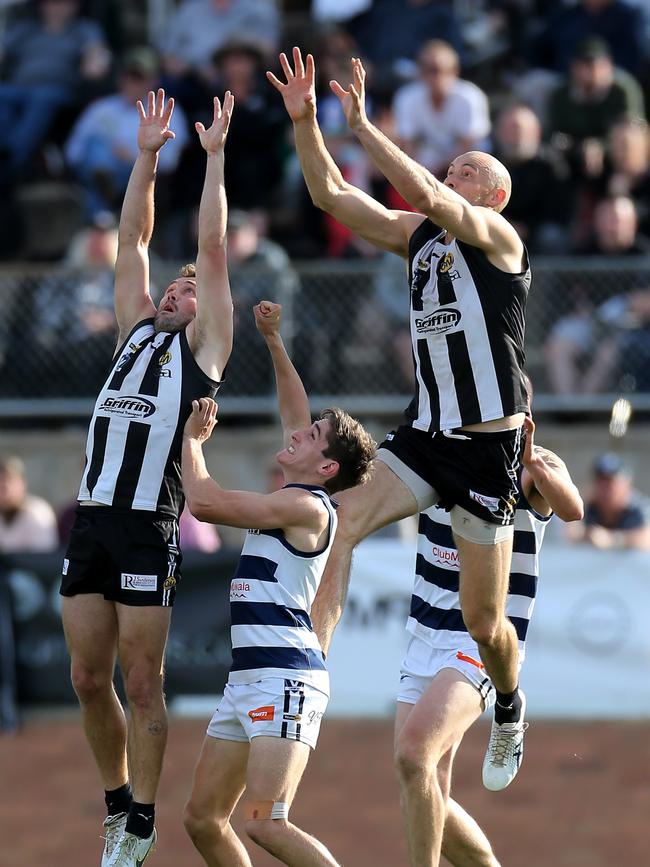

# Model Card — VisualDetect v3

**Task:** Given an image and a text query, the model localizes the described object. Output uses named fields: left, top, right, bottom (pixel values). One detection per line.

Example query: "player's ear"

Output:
left=318, top=459, right=339, bottom=481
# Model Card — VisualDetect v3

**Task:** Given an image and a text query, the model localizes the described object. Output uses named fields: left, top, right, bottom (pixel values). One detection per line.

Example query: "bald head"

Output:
left=453, top=151, right=512, bottom=212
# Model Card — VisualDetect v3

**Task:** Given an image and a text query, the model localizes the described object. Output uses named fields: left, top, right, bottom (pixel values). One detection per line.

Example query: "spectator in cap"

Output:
left=546, top=37, right=645, bottom=182
left=568, top=453, right=650, bottom=549
left=65, top=46, right=189, bottom=218
left=0, top=457, right=58, bottom=553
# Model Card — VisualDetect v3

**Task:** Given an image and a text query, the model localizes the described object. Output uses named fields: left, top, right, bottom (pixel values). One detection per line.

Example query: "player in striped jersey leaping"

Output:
left=269, top=47, right=542, bottom=808
left=60, top=90, right=236, bottom=867
left=180, top=301, right=375, bottom=867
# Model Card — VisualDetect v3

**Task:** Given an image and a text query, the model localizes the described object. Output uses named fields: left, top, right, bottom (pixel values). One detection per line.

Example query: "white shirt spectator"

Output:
left=0, top=495, right=58, bottom=553
left=393, top=78, right=491, bottom=172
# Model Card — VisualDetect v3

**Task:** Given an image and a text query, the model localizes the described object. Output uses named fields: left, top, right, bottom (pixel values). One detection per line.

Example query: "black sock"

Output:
left=104, top=783, right=133, bottom=817
left=126, top=801, right=155, bottom=839
left=494, top=687, right=522, bottom=724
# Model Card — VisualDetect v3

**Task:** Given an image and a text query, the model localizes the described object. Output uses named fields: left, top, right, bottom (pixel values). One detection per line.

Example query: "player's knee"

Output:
left=394, top=739, right=431, bottom=785
left=123, top=665, right=164, bottom=711
left=463, top=609, right=500, bottom=647
left=183, top=803, right=226, bottom=844
left=245, top=817, right=289, bottom=849
left=70, top=662, right=112, bottom=703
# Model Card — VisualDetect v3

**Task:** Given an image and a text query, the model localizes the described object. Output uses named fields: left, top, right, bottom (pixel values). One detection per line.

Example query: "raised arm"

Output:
left=254, top=300, right=310, bottom=444
left=267, top=48, right=422, bottom=258
left=187, top=93, right=235, bottom=382
left=521, top=417, right=584, bottom=522
left=114, top=89, right=175, bottom=341
left=331, top=58, right=523, bottom=265
left=181, top=398, right=324, bottom=532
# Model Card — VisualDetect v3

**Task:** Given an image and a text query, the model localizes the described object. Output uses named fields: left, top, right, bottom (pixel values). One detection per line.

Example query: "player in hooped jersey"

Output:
left=181, top=301, right=375, bottom=867
left=396, top=408, right=583, bottom=867
left=60, top=91, right=235, bottom=866
left=269, top=49, right=535, bottom=801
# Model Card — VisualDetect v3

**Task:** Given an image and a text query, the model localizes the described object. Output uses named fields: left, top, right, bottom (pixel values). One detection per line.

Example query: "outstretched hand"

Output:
left=184, top=398, right=218, bottom=443
left=137, top=89, right=176, bottom=152
left=329, top=57, right=368, bottom=131
left=254, top=300, right=282, bottom=337
left=266, top=46, right=316, bottom=122
left=195, top=92, right=234, bottom=153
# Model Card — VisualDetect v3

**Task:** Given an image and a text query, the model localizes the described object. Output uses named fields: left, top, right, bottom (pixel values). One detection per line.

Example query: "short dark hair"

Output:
left=318, top=407, right=376, bottom=494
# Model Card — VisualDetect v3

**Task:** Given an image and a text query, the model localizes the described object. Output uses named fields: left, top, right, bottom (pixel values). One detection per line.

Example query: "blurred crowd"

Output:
left=0, top=0, right=649, bottom=397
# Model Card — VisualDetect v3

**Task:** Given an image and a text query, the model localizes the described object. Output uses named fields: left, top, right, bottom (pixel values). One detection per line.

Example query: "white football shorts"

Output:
left=397, top=633, right=496, bottom=710
left=207, top=677, right=329, bottom=750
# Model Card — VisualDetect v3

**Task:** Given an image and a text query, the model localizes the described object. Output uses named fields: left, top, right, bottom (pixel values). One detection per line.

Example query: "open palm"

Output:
left=267, top=47, right=316, bottom=122
left=137, top=88, right=175, bottom=152
left=330, top=57, right=368, bottom=131
left=195, top=92, right=234, bottom=153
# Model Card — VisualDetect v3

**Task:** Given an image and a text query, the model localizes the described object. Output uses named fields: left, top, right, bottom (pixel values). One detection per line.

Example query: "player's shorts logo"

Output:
left=469, top=490, right=501, bottom=514
left=248, top=705, right=275, bottom=722
left=121, top=573, right=157, bottom=591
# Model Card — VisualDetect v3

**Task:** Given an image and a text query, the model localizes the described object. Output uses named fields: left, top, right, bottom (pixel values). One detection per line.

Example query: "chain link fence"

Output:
left=1, top=256, right=649, bottom=418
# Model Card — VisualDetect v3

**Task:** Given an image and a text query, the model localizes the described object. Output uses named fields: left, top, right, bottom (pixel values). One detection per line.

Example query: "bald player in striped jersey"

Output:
left=269, top=48, right=536, bottom=792
left=181, top=301, right=375, bottom=867
left=394, top=408, right=583, bottom=867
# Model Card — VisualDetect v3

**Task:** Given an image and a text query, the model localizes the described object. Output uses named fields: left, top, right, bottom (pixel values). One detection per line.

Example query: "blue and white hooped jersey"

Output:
left=408, top=494, right=550, bottom=662
left=227, top=484, right=338, bottom=694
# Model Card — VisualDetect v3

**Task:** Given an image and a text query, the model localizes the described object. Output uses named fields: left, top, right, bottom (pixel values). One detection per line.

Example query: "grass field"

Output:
left=1, top=712, right=648, bottom=866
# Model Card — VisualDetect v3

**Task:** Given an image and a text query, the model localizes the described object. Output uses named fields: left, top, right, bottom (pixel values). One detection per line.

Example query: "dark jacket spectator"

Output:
left=547, top=38, right=645, bottom=154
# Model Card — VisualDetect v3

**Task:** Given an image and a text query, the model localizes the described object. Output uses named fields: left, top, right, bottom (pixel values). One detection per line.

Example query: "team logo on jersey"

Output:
left=99, top=395, right=156, bottom=418
left=115, top=342, right=142, bottom=372
left=248, top=705, right=275, bottom=722
left=430, top=545, right=460, bottom=569
left=415, top=308, right=461, bottom=335
left=163, top=575, right=176, bottom=590
left=230, top=580, right=250, bottom=599
left=156, top=350, right=173, bottom=378
left=438, top=252, right=454, bottom=273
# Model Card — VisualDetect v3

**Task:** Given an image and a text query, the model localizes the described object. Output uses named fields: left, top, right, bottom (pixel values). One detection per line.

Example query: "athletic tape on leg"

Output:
left=245, top=800, right=289, bottom=821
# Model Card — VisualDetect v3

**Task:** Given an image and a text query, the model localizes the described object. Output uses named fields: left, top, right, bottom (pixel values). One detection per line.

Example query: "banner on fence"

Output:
left=7, top=541, right=650, bottom=717
left=325, top=540, right=650, bottom=719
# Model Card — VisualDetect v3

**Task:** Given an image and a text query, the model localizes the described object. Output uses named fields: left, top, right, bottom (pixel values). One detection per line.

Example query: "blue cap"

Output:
left=593, top=453, right=631, bottom=477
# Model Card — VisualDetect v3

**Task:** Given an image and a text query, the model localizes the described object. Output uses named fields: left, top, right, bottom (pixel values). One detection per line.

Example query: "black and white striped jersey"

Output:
left=78, top=318, right=220, bottom=516
left=405, top=218, right=530, bottom=432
